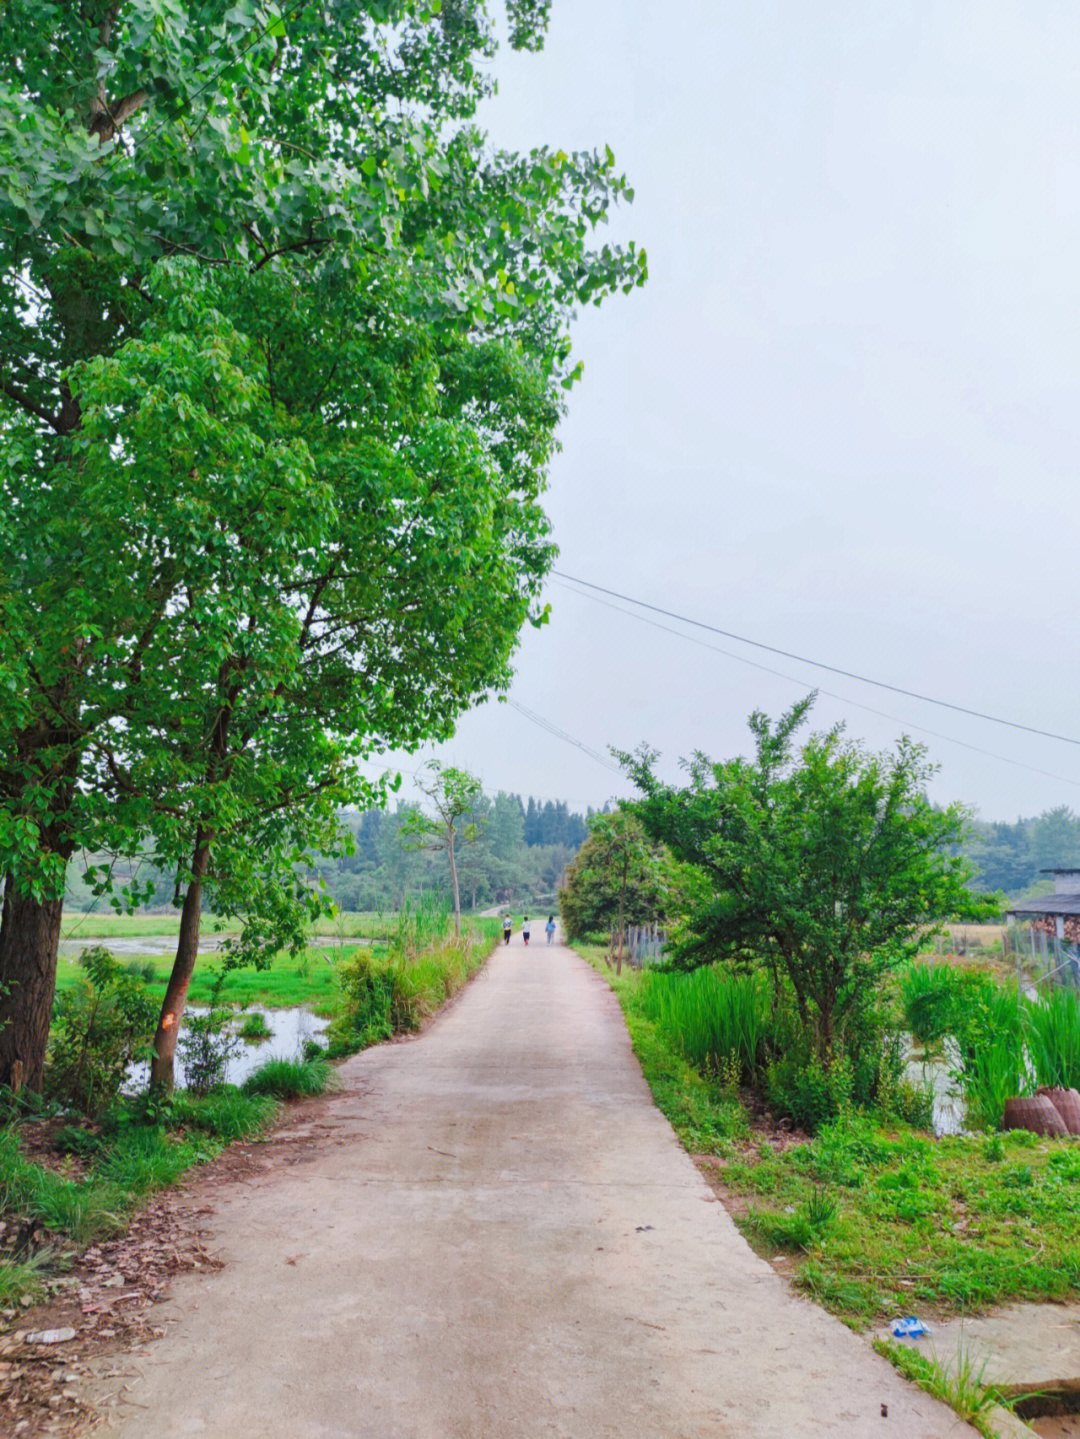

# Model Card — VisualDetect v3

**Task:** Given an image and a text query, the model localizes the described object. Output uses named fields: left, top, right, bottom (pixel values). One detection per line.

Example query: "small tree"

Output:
left=622, top=697, right=990, bottom=1060
left=401, top=764, right=484, bottom=935
left=558, top=807, right=668, bottom=971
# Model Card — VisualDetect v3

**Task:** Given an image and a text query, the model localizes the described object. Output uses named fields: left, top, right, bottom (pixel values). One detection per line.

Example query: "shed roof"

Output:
left=1006, top=894, right=1080, bottom=916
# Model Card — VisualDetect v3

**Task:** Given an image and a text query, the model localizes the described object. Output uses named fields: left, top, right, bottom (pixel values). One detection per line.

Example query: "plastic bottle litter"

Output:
left=890, top=1317, right=929, bottom=1339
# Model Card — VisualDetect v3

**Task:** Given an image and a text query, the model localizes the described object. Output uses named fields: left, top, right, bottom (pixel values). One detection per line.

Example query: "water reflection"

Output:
left=128, top=1006, right=330, bottom=1091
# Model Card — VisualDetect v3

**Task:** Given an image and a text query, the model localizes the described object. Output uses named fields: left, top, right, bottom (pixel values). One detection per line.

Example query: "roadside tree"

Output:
left=402, top=764, right=485, bottom=935
left=0, top=1, right=645, bottom=1090
left=558, top=808, right=671, bottom=970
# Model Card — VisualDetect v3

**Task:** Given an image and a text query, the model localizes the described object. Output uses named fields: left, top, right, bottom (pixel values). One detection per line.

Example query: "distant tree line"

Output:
left=64, top=793, right=596, bottom=917
left=954, top=806, right=1080, bottom=898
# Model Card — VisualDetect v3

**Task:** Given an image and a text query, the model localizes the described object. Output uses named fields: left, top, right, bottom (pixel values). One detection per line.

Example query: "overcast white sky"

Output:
left=390, top=1, right=1080, bottom=822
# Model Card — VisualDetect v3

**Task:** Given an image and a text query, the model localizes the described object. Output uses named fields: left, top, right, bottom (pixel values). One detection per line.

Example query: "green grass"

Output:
left=54, top=910, right=502, bottom=1016
left=54, top=945, right=354, bottom=1014
left=636, top=964, right=772, bottom=1084
left=237, top=1012, right=273, bottom=1041
left=59, top=910, right=392, bottom=942
left=874, top=1339, right=1008, bottom=1438
left=1026, top=985, right=1080, bottom=1091
left=168, top=1088, right=279, bottom=1140
left=575, top=946, right=748, bottom=1154
left=241, top=1056, right=335, bottom=1099
left=572, top=942, right=1080, bottom=1329
left=720, top=1119, right=1080, bottom=1324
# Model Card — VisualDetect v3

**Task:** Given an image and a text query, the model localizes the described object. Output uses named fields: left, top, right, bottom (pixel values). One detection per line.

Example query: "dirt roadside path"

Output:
left=90, top=941, right=971, bottom=1437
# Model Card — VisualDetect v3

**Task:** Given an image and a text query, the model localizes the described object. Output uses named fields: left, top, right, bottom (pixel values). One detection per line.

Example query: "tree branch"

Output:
left=0, top=379, right=62, bottom=433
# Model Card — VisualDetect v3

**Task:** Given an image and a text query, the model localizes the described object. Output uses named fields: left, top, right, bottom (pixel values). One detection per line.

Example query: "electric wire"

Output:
left=552, top=570, right=1080, bottom=749
left=551, top=578, right=1080, bottom=791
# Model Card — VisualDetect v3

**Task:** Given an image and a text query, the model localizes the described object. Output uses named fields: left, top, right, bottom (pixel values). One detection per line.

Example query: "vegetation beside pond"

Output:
left=581, top=947, right=1080, bottom=1327
left=1, top=906, right=500, bottom=1309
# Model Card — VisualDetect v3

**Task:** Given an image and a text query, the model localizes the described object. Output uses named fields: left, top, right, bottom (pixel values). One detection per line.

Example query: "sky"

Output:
left=390, top=1, right=1080, bottom=822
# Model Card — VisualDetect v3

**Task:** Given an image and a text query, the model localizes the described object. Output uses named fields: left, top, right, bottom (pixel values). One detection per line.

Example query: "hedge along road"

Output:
left=95, top=941, right=970, bottom=1438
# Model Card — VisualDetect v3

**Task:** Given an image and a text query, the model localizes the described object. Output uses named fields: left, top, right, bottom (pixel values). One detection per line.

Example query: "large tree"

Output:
left=0, top=0, right=645, bottom=1090
left=621, top=698, right=988, bottom=1060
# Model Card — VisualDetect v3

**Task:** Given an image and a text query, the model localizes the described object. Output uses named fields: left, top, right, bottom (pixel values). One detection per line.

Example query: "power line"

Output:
left=552, top=578, right=1080, bottom=791
left=505, top=699, right=624, bottom=776
left=552, top=570, right=1080, bottom=749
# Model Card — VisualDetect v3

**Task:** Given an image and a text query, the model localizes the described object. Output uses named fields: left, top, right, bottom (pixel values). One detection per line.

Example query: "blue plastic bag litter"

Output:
left=890, top=1317, right=929, bottom=1338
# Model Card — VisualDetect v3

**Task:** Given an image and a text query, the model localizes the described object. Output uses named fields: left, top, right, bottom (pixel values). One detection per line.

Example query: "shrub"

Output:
left=175, top=972, right=238, bottom=1095
left=242, top=1057, right=335, bottom=1099
left=53, top=1124, right=102, bottom=1159
left=237, top=1012, right=273, bottom=1042
left=766, top=1052, right=855, bottom=1133
left=45, top=947, right=158, bottom=1117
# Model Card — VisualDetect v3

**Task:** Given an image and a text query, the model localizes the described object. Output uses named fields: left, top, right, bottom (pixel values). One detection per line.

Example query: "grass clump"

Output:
left=237, top=1011, right=273, bottom=1041
left=1026, top=985, right=1080, bottom=1091
left=874, top=1339, right=1008, bottom=1438
left=167, top=1087, right=279, bottom=1139
left=327, top=900, right=496, bottom=1057
left=242, top=1056, right=335, bottom=1099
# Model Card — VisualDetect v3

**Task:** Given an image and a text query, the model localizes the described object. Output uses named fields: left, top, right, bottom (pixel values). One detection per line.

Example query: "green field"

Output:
left=60, top=911, right=395, bottom=942
left=56, top=912, right=403, bottom=1014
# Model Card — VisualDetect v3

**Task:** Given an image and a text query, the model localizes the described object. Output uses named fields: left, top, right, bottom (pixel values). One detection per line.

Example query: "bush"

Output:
left=242, top=1057, right=334, bottom=1099
left=766, top=1052, right=855, bottom=1133
left=175, top=973, right=238, bottom=1095
left=45, top=947, right=158, bottom=1117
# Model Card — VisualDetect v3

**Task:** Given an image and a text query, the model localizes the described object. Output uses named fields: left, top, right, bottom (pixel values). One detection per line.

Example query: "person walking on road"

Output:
left=522, top=916, right=531, bottom=946
left=502, top=914, right=512, bottom=946
left=545, top=915, right=556, bottom=945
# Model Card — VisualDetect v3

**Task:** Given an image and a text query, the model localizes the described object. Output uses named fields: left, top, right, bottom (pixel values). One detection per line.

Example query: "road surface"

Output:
left=96, top=940, right=970, bottom=1437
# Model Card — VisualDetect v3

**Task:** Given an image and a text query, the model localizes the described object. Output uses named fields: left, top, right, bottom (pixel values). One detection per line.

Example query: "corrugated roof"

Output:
left=1005, top=894, right=1080, bottom=915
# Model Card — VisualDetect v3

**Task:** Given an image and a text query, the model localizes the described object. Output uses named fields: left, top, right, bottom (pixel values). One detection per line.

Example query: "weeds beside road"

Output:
left=576, top=944, right=1080, bottom=1329
left=1, top=909, right=499, bottom=1310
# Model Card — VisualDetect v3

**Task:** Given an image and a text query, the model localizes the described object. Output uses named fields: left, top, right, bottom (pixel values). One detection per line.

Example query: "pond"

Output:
left=127, top=1005, right=331, bottom=1091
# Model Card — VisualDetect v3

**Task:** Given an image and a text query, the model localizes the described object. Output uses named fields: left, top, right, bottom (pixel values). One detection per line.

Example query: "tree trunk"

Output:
left=150, top=834, right=211, bottom=1090
left=0, top=887, right=67, bottom=1092
left=448, top=832, right=461, bottom=937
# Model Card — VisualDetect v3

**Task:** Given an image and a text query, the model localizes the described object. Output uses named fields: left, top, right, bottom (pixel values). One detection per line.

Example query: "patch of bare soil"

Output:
left=693, top=1103, right=814, bottom=1282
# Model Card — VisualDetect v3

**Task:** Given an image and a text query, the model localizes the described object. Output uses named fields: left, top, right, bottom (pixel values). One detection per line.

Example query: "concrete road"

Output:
left=99, top=941, right=972, bottom=1437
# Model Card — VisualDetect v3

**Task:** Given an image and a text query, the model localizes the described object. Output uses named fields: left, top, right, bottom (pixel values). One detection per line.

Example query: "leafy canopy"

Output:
left=621, top=697, right=990, bottom=1056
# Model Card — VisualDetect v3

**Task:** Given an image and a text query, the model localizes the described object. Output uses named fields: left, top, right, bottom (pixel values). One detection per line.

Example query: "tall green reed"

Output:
left=637, top=967, right=772, bottom=1084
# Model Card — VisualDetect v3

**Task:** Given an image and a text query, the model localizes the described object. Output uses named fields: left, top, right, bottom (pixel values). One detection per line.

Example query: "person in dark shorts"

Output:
left=522, top=916, right=531, bottom=946
left=502, top=914, right=512, bottom=945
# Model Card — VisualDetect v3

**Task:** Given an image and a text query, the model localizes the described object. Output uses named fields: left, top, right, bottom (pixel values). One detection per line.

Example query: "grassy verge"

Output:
left=574, top=945, right=748, bottom=1153
left=328, top=914, right=500, bottom=1055
left=873, top=1340, right=1024, bottom=1439
left=573, top=943, right=1080, bottom=1329
left=2, top=913, right=499, bottom=1308
left=0, top=1089, right=278, bottom=1250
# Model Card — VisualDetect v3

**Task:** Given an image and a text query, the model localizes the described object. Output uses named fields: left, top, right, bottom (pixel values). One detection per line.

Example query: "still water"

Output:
left=127, top=1006, right=330, bottom=1091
